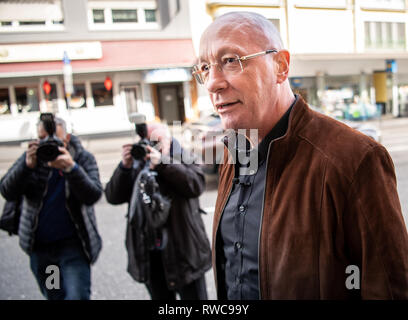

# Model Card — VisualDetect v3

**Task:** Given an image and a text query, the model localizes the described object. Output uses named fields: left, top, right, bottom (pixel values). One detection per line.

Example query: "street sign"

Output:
left=63, top=51, right=74, bottom=96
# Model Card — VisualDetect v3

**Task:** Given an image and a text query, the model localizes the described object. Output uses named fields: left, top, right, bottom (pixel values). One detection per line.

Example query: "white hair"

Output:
left=213, top=11, right=284, bottom=50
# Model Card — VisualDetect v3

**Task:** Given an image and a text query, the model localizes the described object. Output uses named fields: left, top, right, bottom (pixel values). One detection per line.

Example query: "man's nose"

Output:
left=205, top=64, right=228, bottom=93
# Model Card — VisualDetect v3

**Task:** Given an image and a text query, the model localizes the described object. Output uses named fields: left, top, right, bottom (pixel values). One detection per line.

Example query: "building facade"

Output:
left=190, top=0, right=408, bottom=119
left=0, top=0, right=199, bottom=142
left=1, top=0, right=408, bottom=142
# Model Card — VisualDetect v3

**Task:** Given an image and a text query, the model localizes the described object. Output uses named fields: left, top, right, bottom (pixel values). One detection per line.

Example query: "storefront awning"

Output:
left=0, top=39, right=196, bottom=78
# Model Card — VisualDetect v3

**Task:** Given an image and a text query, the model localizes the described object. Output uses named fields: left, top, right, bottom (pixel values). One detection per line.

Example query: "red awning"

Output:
left=0, top=39, right=196, bottom=78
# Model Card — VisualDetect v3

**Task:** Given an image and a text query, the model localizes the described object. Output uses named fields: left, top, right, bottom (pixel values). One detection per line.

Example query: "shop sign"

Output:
left=144, top=68, right=192, bottom=83
left=291, top=77, right=303, bottom=88
left=386, top=59, right=397, bottom=73
left=0, top=42, right=102, bottom=63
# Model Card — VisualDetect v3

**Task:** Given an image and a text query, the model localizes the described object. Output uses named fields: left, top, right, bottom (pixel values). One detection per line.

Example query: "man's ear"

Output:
left=275, top=50, right=290, bottom=84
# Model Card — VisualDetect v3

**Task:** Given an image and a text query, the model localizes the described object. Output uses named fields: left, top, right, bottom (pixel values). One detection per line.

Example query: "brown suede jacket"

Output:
left=213, top=96, right=408, bottom=299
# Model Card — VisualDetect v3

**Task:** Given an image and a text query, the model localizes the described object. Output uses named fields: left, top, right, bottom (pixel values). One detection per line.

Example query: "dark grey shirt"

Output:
left=219, top=96, right=296, bottom=300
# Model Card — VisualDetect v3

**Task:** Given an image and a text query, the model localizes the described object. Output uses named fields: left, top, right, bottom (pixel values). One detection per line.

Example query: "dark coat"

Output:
left=105, top=139, right=212, bottom=290
left=0, top=135, right=103, bottom=264
left=213, top=96, right=408, bottom=299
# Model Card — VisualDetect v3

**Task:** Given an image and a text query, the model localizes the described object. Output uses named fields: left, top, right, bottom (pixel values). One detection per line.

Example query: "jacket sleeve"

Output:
left=343, top=145, right=408, bottom=299
left=105, top=163, right=136, bottom=205
left=154, top=157, right=206, bottom=198
left=65, top=150, right=102, bottom=206
left=0, top=153, right=35, bottom=201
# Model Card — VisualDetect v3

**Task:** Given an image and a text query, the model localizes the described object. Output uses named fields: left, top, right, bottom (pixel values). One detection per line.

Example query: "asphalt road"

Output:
left=0, top=116, right=407, bottom=300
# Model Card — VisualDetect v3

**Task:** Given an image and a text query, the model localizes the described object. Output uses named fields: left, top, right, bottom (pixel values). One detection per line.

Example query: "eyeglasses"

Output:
left=192, top=49, right=278, bottom=85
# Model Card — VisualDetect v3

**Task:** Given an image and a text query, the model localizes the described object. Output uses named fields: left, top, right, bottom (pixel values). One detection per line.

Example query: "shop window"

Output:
left=0, top=88, right=10, bottom=115
left=91, top=82, right=113, bottom=107
left=70, top=84, right=87, bottom=109
left=145, top=9, right=156, bottom=22
left=15, top=87, right=40, bottom=113
left=43, top=83, right=59, bottom=113
left=112, top=9, right=138, bottom=23
left=93, top=9, right=105, bottom=23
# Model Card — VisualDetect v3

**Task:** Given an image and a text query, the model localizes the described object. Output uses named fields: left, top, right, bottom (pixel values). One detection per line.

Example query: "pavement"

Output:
left=0, top=115, right=407, bottom=300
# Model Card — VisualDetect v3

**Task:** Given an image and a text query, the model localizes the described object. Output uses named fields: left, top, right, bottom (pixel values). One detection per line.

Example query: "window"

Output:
left=294, top=0, right=347, bottom=8
left=268, top=19, right=280, bottom=32
left=70, top=84, right=87, bottom=109
left=93, top=9, right=105, bottom=23
left=0, top=88, right=10, bottom=115
left=360, top=0, right=405, bottom=10
left=88, top=1, right=158, bottom=30
left=19, top=21, right=46, bottom=25
left=365, top=21, right=406, bottom=50
left=91, top=82, right=113, bottom=107
left=145, top=9, right=156, bottom=22
left=0, top=0, right=64, bottom=31
left=112, top=9, right=138, bottom=23
left=15, top=87, right=40, bottom=113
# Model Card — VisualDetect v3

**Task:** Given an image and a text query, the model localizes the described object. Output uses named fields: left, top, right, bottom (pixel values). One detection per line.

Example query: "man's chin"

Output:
left=221, top=117, right=247, bottom=132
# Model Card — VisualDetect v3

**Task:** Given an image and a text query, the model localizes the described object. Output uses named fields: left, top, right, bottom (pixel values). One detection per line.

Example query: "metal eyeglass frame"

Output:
left=192, top=49, right=278, bottom=85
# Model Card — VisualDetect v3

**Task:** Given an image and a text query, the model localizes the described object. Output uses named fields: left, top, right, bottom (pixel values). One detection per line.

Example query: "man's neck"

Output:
left=258, top=92, right=296, bottom=142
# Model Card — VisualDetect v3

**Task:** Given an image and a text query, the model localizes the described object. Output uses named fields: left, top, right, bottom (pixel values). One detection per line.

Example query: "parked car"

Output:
left=182, top=113, right=224, bottom=173
left=182, top=106, right=381, bottom=174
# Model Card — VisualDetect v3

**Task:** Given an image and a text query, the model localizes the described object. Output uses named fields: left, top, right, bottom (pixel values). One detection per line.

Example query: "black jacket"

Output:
left=105, top=139, right=212, bottom=290
left=0, top=135, right=103, bottom=264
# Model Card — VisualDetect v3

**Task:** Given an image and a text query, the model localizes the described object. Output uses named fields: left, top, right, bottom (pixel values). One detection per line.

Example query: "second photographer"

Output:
left=105, top=122, right=211, bottom=300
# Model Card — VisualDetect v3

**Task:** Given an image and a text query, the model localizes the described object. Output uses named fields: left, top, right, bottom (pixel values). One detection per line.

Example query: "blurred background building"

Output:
left=0, top=0, right=198, bottom=141
left=0, top=0, right=408, bottom=142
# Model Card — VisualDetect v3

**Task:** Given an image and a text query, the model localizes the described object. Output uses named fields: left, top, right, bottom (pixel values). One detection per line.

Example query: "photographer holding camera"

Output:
left=105, top=122, right=211, bottom=300
left=0, top=114, right=103, bottom=300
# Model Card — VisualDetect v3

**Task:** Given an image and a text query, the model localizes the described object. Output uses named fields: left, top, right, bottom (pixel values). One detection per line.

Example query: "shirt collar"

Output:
left=222, top=94, right=298, bottom=173
left=257, top=94, right=298, bottom=163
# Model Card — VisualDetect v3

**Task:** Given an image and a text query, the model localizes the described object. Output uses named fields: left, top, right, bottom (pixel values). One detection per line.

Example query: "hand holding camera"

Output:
left=25, top=141, right=39, bottom=169
left=47, top=146, right=75, bottom=171
left=121, top=143, right=134, bottom=169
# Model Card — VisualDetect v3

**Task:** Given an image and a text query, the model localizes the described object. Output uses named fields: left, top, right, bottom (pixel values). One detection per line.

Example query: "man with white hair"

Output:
left=105, top=122, right=211, bottom=300
left=0, top=115, right=102, bottom=300
left=194, top=11, right=408, bottom=299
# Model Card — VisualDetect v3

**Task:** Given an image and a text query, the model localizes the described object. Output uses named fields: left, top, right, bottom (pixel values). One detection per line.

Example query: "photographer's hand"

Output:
left=25, top=140, right=39, bottom=169
left=48, top=147, right=75, bottom=172
left=121, top=144, right=134, bottom=169
left=146, top=145, right=162, bottom=169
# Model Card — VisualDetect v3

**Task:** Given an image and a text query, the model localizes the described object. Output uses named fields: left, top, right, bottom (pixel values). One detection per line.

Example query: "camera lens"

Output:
left=131, top=144, right=147, bottom=160
left=36, top=141, right=61, bottom=162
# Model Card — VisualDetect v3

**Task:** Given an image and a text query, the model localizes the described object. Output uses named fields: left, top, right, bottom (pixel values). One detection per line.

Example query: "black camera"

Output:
left=36, top=113, right=64, bottom=163
left=129, top=113, right=156, bottom=161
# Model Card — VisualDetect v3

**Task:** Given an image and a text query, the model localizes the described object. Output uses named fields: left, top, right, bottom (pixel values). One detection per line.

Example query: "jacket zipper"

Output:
left=258, top=141, right=273, bottom=300
left=31, top=169, right=52, bottom=250
left=65, top=201, right=92, bottom=262
left=64, top=173, right=92, bottom=262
